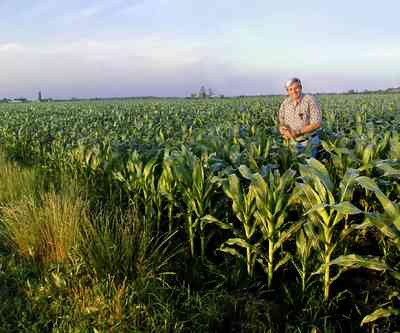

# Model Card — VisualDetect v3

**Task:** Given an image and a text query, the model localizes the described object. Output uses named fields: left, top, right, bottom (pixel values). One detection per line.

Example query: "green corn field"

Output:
left=0, top=93, right=399, bottom=332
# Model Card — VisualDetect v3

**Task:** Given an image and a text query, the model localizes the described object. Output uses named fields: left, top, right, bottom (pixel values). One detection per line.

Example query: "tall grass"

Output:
left=79, top=206, right=178, bottom=283
left=0, top=152, right=186, bottom=332
left=0, top=151, right=38, bottom=206
left=0, top=149, right=87, bottom=264
left=1, top=191, right=87, bottom=265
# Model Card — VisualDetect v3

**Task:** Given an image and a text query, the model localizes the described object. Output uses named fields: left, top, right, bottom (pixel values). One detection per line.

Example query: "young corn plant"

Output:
left=291, top=222, right=319, bottom=295
left=244, top=166, right=301, bottom=288
left=274, top=140, right=300, bottom=172
left=158, top=157, right=177, bottom=233
left=326, top=175, right=400, bottom=328
left=113, top=152, right=160, bottom=229
left=69, top=144, right=102, bottom=180
left=389, top=132, right=400, bottom=160
left=219, top=171, right=257, bottom=277
left=356, top=175, right=400, bottom=256
left=321, top=139, right=353, bottom=182
left=173, top=149, right=215, bottom=259
left=246, top=138, right=272, bottom=172
left=296, top=158, right=369, bottom=302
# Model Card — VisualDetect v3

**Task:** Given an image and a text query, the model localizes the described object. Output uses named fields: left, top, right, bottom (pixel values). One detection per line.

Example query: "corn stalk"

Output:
left=158, top=158, right=176, bottom=233
left=296, top=158, right=366, bottom=302
left=242, top=166, right=300, bottom=288
left=220, top=172, right=257, bottom=277
left=173, top=149, right=215, bottom=259
left=113, top=152, right=160, bottom=228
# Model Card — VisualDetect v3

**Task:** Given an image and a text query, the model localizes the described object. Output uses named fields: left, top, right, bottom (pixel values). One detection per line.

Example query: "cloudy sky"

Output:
left=0, top=0, right=399, bottom=98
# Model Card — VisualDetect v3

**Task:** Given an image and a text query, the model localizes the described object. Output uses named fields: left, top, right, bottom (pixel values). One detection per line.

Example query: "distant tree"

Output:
left=208, top=88, right=213, bottom=97
left=15, top=98, right=28, bottom=102
left=199, top=86, right=207, bottom=99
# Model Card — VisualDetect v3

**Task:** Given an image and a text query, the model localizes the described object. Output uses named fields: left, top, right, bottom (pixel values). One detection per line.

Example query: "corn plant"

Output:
left=158, top=157, right=177, bottom=233
left=113, top=152, right=160, bottom=228
left=296, top=158, right=369, bottom=301
left=246, top=138, right=272, bottom=171
left=219, top=172, right=257, bottom=277
left=340, top=159, right=400, bottom=329
left=241, top=166, right=300, bottom=288
left=291, top=223, right=319, bottom=295
left=321, top=139, right=353, bottom=183
left=69, top=144, right=102, bottom=179
left=356, top=175, right=400, bottom=253
left=389, top=132, right=400, bottom=160
left=173, top=149, right=215, bottom=259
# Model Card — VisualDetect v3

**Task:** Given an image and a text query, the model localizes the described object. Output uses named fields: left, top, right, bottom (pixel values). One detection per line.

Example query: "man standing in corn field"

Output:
left=278, top=78, right=322, bottom=157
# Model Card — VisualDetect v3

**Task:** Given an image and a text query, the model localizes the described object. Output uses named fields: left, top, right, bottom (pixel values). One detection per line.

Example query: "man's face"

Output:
left=287, top=82, right=302, bottom=101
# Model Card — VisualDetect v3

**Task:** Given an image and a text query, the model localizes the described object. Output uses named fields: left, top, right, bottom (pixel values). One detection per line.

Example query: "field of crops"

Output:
left=0, top=94, right=399, bottom=332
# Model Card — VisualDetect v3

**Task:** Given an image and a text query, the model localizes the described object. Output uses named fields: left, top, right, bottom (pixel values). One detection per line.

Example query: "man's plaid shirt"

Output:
left=278, top=94, right=322, bottom=133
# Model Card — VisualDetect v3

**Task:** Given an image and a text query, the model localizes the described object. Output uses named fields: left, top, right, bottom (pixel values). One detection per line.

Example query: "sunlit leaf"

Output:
left=361, top=307, right=400, bottom=326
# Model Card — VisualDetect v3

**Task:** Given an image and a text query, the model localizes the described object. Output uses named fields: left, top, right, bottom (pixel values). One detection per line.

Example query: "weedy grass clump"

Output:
left=1, top=190, right=87, bottom=265
left=0, top=151, right=38, bottom=206
left=78, top=206, right=179, bottom=283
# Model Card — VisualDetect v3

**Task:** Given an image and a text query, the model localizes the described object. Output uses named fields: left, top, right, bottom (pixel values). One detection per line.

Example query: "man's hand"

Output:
left=292, top=128, right=303, bottom=137
left=280, top=126, right=294, bottom=140
left=289, top=123, right=321, bottom=139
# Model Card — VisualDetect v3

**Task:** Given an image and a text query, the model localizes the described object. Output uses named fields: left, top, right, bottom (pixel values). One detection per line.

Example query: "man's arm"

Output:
left=293, top=123, right=320, bottom=137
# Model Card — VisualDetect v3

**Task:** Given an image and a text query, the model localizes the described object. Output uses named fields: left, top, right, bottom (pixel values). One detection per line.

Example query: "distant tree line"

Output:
left=190, top=86, right=224, bottom=99
left=345, top=86, right=400, bottom=95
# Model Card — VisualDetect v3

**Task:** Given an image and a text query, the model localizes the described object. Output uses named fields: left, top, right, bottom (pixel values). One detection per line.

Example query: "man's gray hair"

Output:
left=285, top=78, right=302, bottom=90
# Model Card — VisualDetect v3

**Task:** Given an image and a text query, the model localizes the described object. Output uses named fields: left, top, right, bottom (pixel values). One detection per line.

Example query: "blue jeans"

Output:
left=296, top=134, right=320, bottom=157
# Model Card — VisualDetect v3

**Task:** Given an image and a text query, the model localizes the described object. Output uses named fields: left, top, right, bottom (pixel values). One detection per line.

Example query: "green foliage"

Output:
left=0, top=94, right=399, bottom=331
left=1, top=191, right=86, bottom=265
left=78, top=207, right=178, bottom=282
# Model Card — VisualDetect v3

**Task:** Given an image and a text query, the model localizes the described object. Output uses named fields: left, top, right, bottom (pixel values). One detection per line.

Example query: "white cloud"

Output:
left=0, top=43, right=23, bottom=52
left=366, top=47, right=400, bottom=59
left=1, top=34, right=399, bottom=99
left=0, top=36, right=235, bottom=98
left=25, top=37, right=213, bottom=68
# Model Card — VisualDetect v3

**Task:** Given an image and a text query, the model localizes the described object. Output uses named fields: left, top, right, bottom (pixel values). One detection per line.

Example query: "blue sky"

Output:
left=0, top=0, right=399, bottom=98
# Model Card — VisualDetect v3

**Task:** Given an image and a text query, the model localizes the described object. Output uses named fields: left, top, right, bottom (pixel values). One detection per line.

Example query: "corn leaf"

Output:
left=355, top=176, right=382, bottom=193
left=331, top=202, right=363, bottom=215
left=367, top=214, right=400, bottom=245
left=239, top=165, right=254, bottom=180
left=218, top=246, right=242, bottom=258
left=201, top=215, right=232, bottom=230
left=376, top=162, right=400, bottom=177
left=224, top=238, right=256, bottom=251
left=306, top=158, right=334, bottom=192
left=361, top=307, right=400, bottom=326
left=329, top=254, right=388, bottom=271
left=273, top=222, right=303, bottom=252
left=274, top=252, right=292, bottom=272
